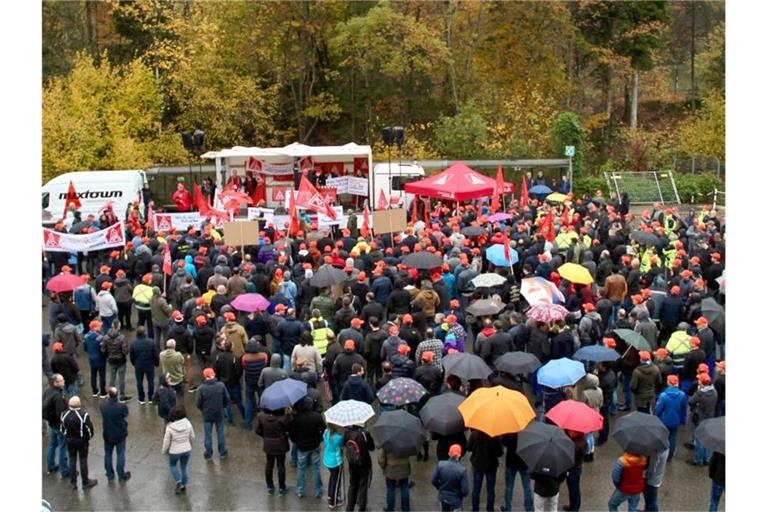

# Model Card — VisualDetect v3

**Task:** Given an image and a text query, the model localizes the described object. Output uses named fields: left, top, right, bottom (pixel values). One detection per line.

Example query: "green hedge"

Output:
left=573, top=176, right=610, bottom=197
left=673, top=172, right=723, bottom=204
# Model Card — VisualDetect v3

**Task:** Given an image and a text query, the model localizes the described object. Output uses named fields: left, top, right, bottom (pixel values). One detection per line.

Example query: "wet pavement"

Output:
left=42, top=307, right=721, bottom=511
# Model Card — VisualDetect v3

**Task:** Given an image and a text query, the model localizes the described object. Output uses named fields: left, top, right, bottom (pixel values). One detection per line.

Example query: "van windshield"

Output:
left=42, top=192, right=49, bottom=209
left=391, top=176, right=416, bottom=190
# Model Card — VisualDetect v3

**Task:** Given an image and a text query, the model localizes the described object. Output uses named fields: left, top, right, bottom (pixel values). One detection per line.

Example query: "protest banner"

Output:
left=42, top=222, right=126, bottom=253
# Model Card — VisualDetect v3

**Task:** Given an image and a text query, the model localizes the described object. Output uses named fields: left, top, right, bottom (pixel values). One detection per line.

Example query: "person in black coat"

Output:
left=60, top=396, right=97, bottom=490
left=332, top=340, right=366, bottom=389
left=100, top=387, right=131, bottom=482
left=340, top=364, right=374, bottom=404
left=153, top=373, right=176, bottom=422
left=708, top=451, right=725, bottom=511
left=195, top=368, right=230, bottom=459
left=343, top=424, right=376, bottom=511
left=129, top=326, right=159, bottom=404
left=43, top=374, right=70, bottom=477
left=467, top=428, right=504, bottom=512
left=213, top=341, right=244, bottom=425
left=288, top=397, right=326, bottom=498
left=502, top=432, right=533, bottom=512
left=50, top=342, right=80, bottom=398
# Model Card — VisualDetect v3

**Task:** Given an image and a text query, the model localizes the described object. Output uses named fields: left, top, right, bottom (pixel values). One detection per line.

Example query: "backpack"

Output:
left=345, top=431, right=365, bottom=467
left=589, top=317, right=603, bottom=344
left=42, top=390, right=58, bottom=423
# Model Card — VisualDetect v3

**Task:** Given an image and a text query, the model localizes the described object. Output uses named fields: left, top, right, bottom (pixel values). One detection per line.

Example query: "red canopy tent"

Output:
left=404, top=162, right=496, bottom=201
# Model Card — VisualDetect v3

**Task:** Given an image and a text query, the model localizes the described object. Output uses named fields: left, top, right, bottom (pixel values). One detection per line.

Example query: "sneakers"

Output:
left=684, top=442, right=695, bottom=450
left=175, top=482, right=183, bottom=494
left=279, top=486, right=289, bottom=496
left=188, top=386, right=198, bottom=393
left=46, top=465, right=59, bottom=475
left=99, top=394, right=109, bottom=399
left=267, top=487, right=275, bottom=495
left=686, top=459, right=706, bottom=466
left=119, top=472, right=132, bottom=481
left=91, top=393, right=99, bottom=398
left=84, top=479, right=98, bottom=489
left=138, top=400, right=146, bottom=405
left=119, top=396, right=133, bottom=403
left=220, top=452, right=228, bottom=460
left=297, top=493, right=305, bottom=499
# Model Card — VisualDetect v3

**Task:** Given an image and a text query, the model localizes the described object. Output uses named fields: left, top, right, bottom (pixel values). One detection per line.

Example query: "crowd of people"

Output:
left=42, top=187, right=725, bottom=511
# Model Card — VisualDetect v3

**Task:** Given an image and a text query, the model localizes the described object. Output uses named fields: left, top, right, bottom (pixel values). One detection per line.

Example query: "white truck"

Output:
left=42, top=170, right=146, bottom=225
left=370, top=162, right=425, bottom=210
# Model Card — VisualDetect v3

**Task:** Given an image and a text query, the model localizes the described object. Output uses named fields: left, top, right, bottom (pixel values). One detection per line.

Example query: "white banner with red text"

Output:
left=43, top=222, right=126, bottom=253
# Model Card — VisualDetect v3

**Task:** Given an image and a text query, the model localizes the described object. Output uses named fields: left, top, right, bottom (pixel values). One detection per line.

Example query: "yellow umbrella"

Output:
left=458, top=386, right=535, bottom=437
left=556, top=263, right=594, bottom=284
left=546, top=193, right=569, bottom=203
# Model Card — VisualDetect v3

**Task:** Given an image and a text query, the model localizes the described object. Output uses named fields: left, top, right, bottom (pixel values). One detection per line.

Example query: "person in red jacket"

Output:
left=172, top=183, right=193, bottom=212
left=608, top=452, right=647, bottom=511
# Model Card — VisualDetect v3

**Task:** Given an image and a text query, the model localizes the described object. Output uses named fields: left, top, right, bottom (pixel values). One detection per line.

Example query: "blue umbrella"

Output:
left=572, top=345, right=621, bottom=363
left=260, top=378, right=307, bottom=411
left=529, top=185, right=553, bottom=195
left=537, top=358, right=586, bottom=388
left=485, top=244, right=519, bottom=266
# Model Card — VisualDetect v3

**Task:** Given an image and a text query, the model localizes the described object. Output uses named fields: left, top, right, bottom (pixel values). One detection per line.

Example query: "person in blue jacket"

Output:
left=130, top=325, right=160, bottom=404
left=82, top=320, right=107, bottom=398
left=654, top=374, right=688, bottom=458
left=183, top=255, right=198, bottom=280
left=323, top=426, right=345, bottom=509
left=432, top=443, right=469, bottom=512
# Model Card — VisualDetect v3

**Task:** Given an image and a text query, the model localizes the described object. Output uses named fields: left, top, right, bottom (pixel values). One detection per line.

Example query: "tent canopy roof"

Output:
left=403, top=162, right=495, bottom=201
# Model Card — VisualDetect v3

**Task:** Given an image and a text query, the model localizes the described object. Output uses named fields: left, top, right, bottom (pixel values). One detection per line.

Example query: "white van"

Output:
left=42, top=170, right=146, bottom=225
left=370, top=162, right=425, bottom=209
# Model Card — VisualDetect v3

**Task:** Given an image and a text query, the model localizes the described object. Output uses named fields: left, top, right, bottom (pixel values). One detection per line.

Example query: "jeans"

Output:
left=585, top=432, right=595, bottom=455
left=203, top=420, right=227, bottom=459
left=504, top=466, right=533, bottom=512
left=608, top=489, right=641, bottom=512
left=609, top=301, right=621, bottom=328
left=244, top=382, right=258, bottom=430
left=46, top=426, right=69, bottom=476
left=282, top=353, right=292, bottom=373
left=66, top=440, right=90, bottom=486
left=104, top=439, right=127, bottom=480
left=108, top=362, right=127, bottom=398
left=599, top=404, right=611, bottom=443
left=291, top=443, right=298, bottom=466
left=621, top=374, right=633, bottom=409
left=90, top=361, right=107, bottom=396
left=710, top=481, right=725, bottom=512
left=386, top=478, right=410, bottom=511
left=168, top=451, right=190, bottom=485
left=533, top=493, right=558, bottom=512
left=643, top=485, right=659, bottom=512
left=296, top=447, right=323, bottom=497
left=135, top=367, right=155, bottom=402
left=102, top=315, right=115, bottom=332
left=225, top=384, right=245, bottom=425
left=64, top=382, right=79, bottom=400
left=265, top=453, right=286, bottom=490
left=136, top=309, right=153, bottom=338
left=694, top=436, right=711, bottom=465
left=668, top=428, right=678, bottom=458
left=566, top=466, right=582, bottom=511
left=471, top=467, right=497, bottom=512
left=610, top=389, right=618, bottom=415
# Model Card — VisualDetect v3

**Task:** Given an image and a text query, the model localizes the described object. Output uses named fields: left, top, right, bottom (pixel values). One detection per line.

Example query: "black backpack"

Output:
left=345, top=430, right=365, bottom=467
left=589, top=317, right=603, bottom=344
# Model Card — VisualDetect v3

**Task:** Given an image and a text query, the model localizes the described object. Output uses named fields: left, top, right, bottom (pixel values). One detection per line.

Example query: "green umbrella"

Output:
left=614, top=329, right=653, bottom=352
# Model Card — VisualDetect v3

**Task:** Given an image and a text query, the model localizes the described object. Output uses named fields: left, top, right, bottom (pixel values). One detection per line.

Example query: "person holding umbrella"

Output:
left=378, top=441, right=412, bottom=512
left=431, top=444, right=470, bottom=512
left=343, top=421, right=375, bottom=511
left=467, top=427, right=504, bottom=512
left=256, top=404, right=294, bottom=495
left=563, top=429, right=586, bottom=512
left=607, top=451, right=647, bottom=511
left=323, top=424, right=346, bottom=509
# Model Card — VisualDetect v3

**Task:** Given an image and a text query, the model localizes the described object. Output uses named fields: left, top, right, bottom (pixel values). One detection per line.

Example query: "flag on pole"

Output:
left=491, top=164, right=504, bottom=213
left=63, top=180, right=81, bottom=217
left=502, top=229, right=512, bottom=263
left=193, top=181, right=209, bottom=214
left=362, top=203, right=371, bottom=237
left=560, top=204, right=570, bottom=226
left=145, top=204, right=154, bottom=230
left=411, top=195, right=419, bottom=224
left=376, top=189, right=388, bottom=210
left=423, top=198, right=430, bottom=224
left=162, top=240, right=172, bottom=276
left=520, top=177, right=529, bottom=207
left=296, top=175, right=337, bottom=220
left=540, top=210, right=555, bottom=242
left=288, top=191, right=300, bottom=236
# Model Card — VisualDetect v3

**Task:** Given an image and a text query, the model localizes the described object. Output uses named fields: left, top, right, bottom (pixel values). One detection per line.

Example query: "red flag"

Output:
left=247, top=157, right=267, bottom=205
left=299, top=155, right=314, bottom=173
left=288, top=191, right=300, bottom=236
left=491, top=164, right=504, bottom=213
left=362, top=203, right=371, bottom=237
left=162, top=241, right=172, bottom=276
left=560, top=205, right=570, bottom=226
left=424, top=198, right=430, bottom=224
left=540, top=210, right=555, bottom=242
left=145, top=204, right=154, bottom=230
left=63, top=180, right=81, bottom=217
left=296, top=175, right=337, bottom=220
left=520, top=177, right=529, bottom=207
left=502, top=229, right=512, bottom=263
left=193, top=181, right=209, bottom=214
left=377, top=189, right=388, bottom=210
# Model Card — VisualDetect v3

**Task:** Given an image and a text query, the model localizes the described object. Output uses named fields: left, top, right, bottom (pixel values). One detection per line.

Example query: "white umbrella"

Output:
left=472, top=273, right=507, bottom=288
left=323, top=400, right=375, bottom=427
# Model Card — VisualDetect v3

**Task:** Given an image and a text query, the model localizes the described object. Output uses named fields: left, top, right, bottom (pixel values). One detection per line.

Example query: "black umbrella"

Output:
left=701, top=297, right=725, bottom=338
left=310, top=265, right=348, bottom=288
left=419, top=392, right=466, bottom=435
left=517, top=421, right=575, bottom=477
left=631, top=230, right=660, bottom=247
left=442, top=353, right=493, bottom=381
left=589, top=196, right=606, bottom=205
left=695, top=417, right=725, bottom=454
left=495, top=352, right=542, bottom=375
left=461, top=226, right=485, bottom=237
left=466, top=298, right=505, bottom=317
left=402, top=252, right=443, bottom=270
left=371, top=409, right=427, bottom=457
left=612, top=412, right=669, bottom=456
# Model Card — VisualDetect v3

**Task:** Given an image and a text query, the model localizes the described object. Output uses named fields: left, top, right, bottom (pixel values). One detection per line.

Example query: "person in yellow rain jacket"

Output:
left=132, top=274, right=156, bottom=337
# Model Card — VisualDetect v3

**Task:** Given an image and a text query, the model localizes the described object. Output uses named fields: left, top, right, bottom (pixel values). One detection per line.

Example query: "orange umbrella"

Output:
left=458, top=386, right=535, bottom=437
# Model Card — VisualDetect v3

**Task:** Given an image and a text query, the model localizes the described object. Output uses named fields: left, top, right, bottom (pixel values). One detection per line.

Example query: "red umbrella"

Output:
left=545, top=400, right=603, bottom=434
left=46, top=273, right=85, bottom=293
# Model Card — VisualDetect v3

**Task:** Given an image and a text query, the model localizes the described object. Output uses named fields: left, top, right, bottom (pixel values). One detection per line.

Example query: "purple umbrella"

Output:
left=230, top=293, right=270, bottom=312
left=486, top=213, right=513, bottom=222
